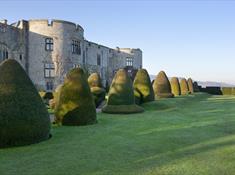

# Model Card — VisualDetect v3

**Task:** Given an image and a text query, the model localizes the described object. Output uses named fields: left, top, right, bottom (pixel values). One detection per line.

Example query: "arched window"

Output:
left=0, top=44, right=8, bottom=61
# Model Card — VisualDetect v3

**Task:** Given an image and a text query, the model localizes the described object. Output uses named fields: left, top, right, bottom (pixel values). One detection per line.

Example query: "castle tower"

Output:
left=27, top=19, right=84, bottom=90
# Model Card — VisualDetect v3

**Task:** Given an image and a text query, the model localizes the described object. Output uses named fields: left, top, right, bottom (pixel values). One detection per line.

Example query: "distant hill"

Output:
left=149, top=75, right=235, bottom=88
left=197, top=81, right=235, bottom=88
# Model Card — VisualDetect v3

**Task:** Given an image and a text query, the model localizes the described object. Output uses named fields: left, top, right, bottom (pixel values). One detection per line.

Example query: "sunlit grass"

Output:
left=1, top=93, right=235, bottom=175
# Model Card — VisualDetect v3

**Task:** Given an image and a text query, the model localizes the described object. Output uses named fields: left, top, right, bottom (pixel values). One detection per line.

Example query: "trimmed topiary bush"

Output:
left=0, top=59, right=51, bottom=148
left=102, top=69, right=144, bottom=114
left=188, top=78, right=194, bottom=94
left=54, top=68, right=97, bottom=126
left=232, top=88, right=235, bottom=95
left=133, top=69, right=154, bottom=104
left=170, top=77, right=181, bottom=96
left=88, top=73, right=106, bottom=107
left=180, top=78, right=190, bottom=95
left=221, top=87, right=233, bottom=95
left=193, top=82, right=200, bottom=92
left=153, top=71, right=174, bottom=98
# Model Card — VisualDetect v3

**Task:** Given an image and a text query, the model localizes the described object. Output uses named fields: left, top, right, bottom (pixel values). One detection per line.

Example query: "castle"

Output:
left=0, top=19, right=142, bottom=91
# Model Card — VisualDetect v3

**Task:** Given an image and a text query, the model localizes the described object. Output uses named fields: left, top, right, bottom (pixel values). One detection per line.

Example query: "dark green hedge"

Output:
left=54, top=68, right=97, bottom=126
left=0, top=59, right=51, bottom=148
left=133, top=69, right=154, bottom=104
left=102, top=69, right=144, bottom=114
left=193, top=82, right=200, bottom=92
left=153, top=71, right=174, bottom=98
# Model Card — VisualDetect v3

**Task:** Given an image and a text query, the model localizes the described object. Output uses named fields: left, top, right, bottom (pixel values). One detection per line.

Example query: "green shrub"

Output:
left=102, top=69, right=144, bottom=114
left=88, top=73, right=103, bottom=88
left=188, top=78, right=194, bottom=94
left=152, top=71, right=174, bottom=98
left=54, top=68, right=97, bottom=126
left=232, top=88, right=235, bottom=95
left=88, top=73, right=106, bottom=107
left=221, top=87, right=233, bottom=95
left=180, top=78, right=190, bottom=95
left=133, top=69, right=154, bottom=104
left=0, top=59, right=51, bottom=148
left=193, top=82, right=200, bottom=92
left=170, top=77, right=181, bottom=96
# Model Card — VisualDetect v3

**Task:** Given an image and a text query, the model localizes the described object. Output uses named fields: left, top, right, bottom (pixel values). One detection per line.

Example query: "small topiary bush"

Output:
left=187, top=78, right=194, bottom=94
left=180, top=78, right=190, bottom=95
left=102, top=69, right=144, bottom=114
left=0, top=59, right=51, bottom=148
left=221, top=87, right=233, bottom=95
left=232, top=88, right=235, bottom=95
left=88, top=73, right=106, bottom=107
left=54, top=68, right=97, bottom=126
left=153, top=71, right=174, bottom=98
left=133, top=69, right=154, bottom=104
left=193, top=82, right=200, bottom=92
left=170, top=77, right=181, bottom=96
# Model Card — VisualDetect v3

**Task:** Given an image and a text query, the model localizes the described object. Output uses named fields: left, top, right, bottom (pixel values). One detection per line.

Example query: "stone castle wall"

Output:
left=0, top=19, right=142, bottom=91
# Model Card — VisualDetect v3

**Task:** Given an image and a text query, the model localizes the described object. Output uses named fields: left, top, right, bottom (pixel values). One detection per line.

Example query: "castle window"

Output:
left=44, top=63, right=55, bottom=78
left=19, top=54, right=22, bottom=61
left=0, top=49, right=8, bottom=61
left=72, top=40, right=81, bottom=55
left=126, top=57, right=133, bottom=66
left=73, top=64, right=79, bottom=68
left=82, top=50, right=86, bottom=64
left=0, top=24, right=6, bottom=32
left=97, top=54, right=101, bottom=66
left=46, top=81, right=54, bottom=91
left=45, top=38, right=53, bottom=51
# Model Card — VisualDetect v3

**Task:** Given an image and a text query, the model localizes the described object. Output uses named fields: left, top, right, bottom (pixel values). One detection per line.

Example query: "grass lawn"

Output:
left=1, top=93, right=235, bottom=175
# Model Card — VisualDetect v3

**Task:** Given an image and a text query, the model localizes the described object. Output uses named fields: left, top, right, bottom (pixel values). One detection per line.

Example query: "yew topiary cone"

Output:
left=88, top=73, right=105, bottom=107
left=0, top=59, right=51, bottom=148
left=170, top=77, right=181, bottom=96
left=133, top=69, right=154, bottom=104
left=180, top=78, right=190, bottom=95
left=54, top=68, right=97, bottom=126
left=102, top=69, right=144, bottom=114
left=153, top=71, right=174, bottom=98
left=188, top=78, right=194, bottom=94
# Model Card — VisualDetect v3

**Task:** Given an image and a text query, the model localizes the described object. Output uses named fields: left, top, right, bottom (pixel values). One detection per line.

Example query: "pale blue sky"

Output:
left=1, top=0, right=235, bottom=84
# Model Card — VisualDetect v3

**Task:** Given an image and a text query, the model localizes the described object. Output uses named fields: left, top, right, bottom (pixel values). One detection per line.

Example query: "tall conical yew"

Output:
left=188, top=78, right=194, bottom=94
left=170, top=77, right=181, bottom=96
left=133, top=69, right=154, bottom=104
left=88, top=73, right=105, bottom=107
left=102, top=69, right=144, bottom=114
left=153, top=71, right=174, bottom=98
left=180, top=78, right=190, bottom=95
left=0, top=59, right=50, bottom=148
left=54, top=68, right=97, bottom=126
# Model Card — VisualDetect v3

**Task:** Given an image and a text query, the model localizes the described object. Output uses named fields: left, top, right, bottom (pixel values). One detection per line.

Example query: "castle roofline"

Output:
left=26, top=19, right=84, bottom=31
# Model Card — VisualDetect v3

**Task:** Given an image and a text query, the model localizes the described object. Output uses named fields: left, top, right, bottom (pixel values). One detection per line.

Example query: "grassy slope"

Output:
left=1, top=93, right=235, bottom=175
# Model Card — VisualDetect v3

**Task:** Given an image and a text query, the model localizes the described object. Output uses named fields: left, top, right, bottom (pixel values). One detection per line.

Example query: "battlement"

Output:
left=27, top=19, right=84, bottom=32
